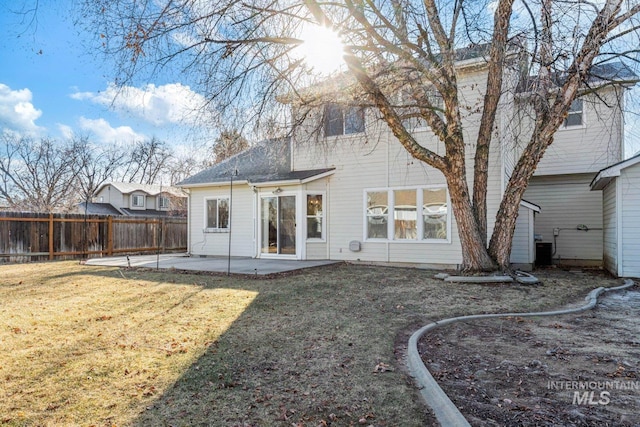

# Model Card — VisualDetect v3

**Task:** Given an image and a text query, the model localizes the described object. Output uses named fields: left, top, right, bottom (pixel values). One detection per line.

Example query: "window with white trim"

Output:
left=563, top=99, right=583, bottom=127
left=422, top=188, right=448, bottom=240
left=306, top=194, right=324, bottom=239
left=206, top=197, right=229, bottom=230
left=132, top=194, right=145, bottom=208
left=158, top=196, right=170, bottom=209
left=366, top=191, right=389, bottom=239
left=365, top=187, right=449, bottom=241
left=394, top=190, right=417, bottom=239
left=324, top=103, right=365, bottom=136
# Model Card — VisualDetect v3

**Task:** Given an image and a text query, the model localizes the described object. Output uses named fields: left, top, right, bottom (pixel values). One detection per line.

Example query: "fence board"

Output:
left=0, top=212, right=187, bottom=263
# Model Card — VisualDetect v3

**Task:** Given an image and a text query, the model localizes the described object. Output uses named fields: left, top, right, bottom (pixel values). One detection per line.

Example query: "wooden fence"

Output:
left=0, top=212, right=187, bottom=263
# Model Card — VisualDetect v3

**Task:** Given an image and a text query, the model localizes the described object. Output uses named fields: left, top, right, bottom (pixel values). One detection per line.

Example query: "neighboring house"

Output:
left=590, top=153, right=640, bottom=278
left=77, top=182, right=187, bottom=217
left=177, top=53, right=635, bottom=272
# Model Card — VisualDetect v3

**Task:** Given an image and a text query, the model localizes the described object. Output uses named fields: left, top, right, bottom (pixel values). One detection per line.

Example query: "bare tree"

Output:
left=73, top=136, right=128, bottom=203
left=121, top=137, right=174, bottom=185
left=79, top=0, right=640, bottom=271
left=209, top=129, right=250, bottom=165
left=0, top=134, right=81, bottom=212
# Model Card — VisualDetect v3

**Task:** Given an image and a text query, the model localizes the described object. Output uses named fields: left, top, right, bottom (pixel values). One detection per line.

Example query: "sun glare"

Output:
left=297, top=24, right=346, bottom=75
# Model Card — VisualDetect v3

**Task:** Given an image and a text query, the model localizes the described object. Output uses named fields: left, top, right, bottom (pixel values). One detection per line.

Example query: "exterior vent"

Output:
left=349, top=241, right=361, bottom=252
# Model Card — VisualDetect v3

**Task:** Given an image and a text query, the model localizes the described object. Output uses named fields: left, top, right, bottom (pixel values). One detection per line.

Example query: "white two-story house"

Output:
left=177, top=52, right=635, bottom=272
left=82, top=182, right=187, bottom=217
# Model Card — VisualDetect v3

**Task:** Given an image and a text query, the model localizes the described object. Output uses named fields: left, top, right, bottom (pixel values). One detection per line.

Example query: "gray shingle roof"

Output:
left=77, top=202, right=123, bottom=216
left=177, top=138, right=334, bottom=186
left=517, top=61, right=639, bottom=93
left=94, top=182, right=187, bottom=198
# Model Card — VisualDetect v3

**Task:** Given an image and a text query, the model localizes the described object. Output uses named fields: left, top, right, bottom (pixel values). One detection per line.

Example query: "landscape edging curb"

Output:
left=407, top=279, right=635, bottom=427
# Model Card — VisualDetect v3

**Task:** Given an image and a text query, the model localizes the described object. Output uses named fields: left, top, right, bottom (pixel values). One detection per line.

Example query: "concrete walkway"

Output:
left=85, top=253, right=338, bottom=275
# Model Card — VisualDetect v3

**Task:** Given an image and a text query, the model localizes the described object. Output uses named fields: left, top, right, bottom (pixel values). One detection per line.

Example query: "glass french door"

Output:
left=261, top=195, right=296, bottom=255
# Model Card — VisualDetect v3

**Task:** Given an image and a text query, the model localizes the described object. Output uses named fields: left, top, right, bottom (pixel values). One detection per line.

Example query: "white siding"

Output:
left=511, top=205, right=534, bottom=265
left=512, top=89, right=624, bottom=177
left=620, top=165, right=640, bottom=278
left=95, top=185, right=124, bottom=208
left=290, top=66, right=508, bottom=266
left=602, top=181, right=617, bottom=276
left=524, top=174, right=603, bottom=263
left=188, top=185, right=255, bottom=257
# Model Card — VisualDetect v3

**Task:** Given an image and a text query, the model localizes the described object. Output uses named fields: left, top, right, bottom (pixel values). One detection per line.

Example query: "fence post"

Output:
left=48, top=213, right=54, bottom=260
left=107, top=216, right=113, bottom=256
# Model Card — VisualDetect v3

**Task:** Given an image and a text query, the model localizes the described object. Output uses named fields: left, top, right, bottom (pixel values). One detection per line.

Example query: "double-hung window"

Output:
left=324, top=103, right=365, bottom=136
left=366, top=191, right=389, bottom=239
left=158, top=196, right=170, bottom=209
left=422, top=188, right=448, bottom=240
left=131, top=194, right=145, bottom=208
left=563, top=99, right=584, bottom=128
left=306, top=194, right=324, bottom=239
left=205, top=197, right=229, bottom=231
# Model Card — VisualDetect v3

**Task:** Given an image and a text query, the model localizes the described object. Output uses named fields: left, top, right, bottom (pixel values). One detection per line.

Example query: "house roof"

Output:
left=77, top=202, right=124, bottom=216
left=520, top=199, right=541, bottom=213
left=517, top=61, right=639, bottom=93
left=120, top=208, right=185, bottom=217
left=590, top=152, right=640, bottom=190
left=177, top=137, right=335, bottom=187
left=94, top=182, right=187, bottom=198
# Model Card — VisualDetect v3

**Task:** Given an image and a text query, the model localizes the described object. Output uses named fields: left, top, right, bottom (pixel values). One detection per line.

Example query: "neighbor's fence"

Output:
left=0, top=212, right=187, bottom=263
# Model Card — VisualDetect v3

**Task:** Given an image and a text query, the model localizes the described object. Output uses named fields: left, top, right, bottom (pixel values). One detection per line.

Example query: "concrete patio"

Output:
left=85, top=253, right=338, bottom=275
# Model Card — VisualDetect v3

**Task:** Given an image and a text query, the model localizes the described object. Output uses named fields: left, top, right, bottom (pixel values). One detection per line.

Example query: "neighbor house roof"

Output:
left=590, top=152, right=640, bottom=190
left=76, top=202, right=124, bottom=216
left=177, top=137, right=335, bottom=188
left=94, top=182, right=187, bottom=198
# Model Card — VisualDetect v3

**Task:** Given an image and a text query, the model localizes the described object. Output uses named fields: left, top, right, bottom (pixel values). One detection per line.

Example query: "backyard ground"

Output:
left=420, top=269, right=640, bottom=427
left=0, top=261, right=635, bottom=426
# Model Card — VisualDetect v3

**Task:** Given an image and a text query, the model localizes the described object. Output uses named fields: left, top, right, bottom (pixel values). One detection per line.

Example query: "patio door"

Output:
left=261, top=195, right=296, bottom=256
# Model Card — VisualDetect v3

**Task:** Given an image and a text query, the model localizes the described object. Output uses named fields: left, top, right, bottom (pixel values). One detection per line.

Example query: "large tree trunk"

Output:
left=445, top=165, right=497, bottom=271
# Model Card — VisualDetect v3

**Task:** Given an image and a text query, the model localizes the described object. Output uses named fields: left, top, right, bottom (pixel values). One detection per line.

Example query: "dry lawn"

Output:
left=0, top=261, right=618, bottom=426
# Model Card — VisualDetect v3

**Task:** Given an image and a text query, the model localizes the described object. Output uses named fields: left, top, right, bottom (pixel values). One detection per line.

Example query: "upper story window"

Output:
left=206, top=197, right=229, bottom=231
left=158, top=196, right=170, bottom=209
left=324, top=103, right=365, bottom=136
left=131, top=194, right=145, bottom=208
left=563, top=99, right=583, bottom=128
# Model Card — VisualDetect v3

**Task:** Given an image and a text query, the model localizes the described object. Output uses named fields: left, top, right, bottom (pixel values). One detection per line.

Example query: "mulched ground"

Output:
left=419, top=270, right=640, bottom=427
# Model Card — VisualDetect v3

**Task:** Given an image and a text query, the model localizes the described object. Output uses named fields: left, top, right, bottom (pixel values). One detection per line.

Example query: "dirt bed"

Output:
left=419, top=270, right=640, bottom=427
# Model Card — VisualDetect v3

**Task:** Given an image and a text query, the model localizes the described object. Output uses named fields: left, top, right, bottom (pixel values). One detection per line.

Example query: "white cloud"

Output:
left=78, top=117, right=146, bottom=144
left=71, top=82, right=208, bottom=127
left=57, top=123, right=75, bottom=140
left=0, top=83, right=43, bottom=134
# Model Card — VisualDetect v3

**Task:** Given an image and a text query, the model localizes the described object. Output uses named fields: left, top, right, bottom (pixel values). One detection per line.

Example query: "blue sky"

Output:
left=0, top=1, right=210, bottom=149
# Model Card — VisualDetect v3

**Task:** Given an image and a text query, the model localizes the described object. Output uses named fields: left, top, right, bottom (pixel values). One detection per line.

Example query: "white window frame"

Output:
left=131, top=194, right=145, bottom=209
left=363, top=186, right=451, bottom=243
left=305, top=192, right=326, bottom=241
left=158, top=196, right=170, bottom=210
left=204, top=196, right=230, bottom=232
left=323, top=103, right=365, bottom=137
left=561, top=98, right=585, bottom=129
left=364, top=189, right=390, bottom=240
